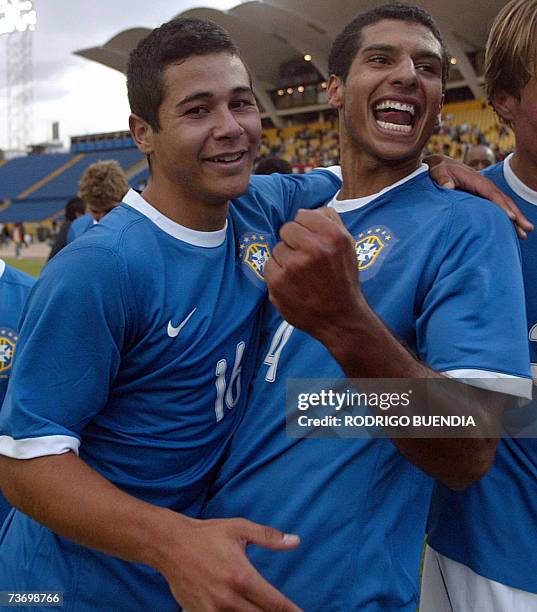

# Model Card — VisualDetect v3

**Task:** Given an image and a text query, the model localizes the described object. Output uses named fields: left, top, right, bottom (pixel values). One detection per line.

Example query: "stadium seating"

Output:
left=0, top=200, right=70, bottom=223
left=260, top=120, right=340, bottom=169
left=427, top=99, right=514, bottom=160
left=130, top=166, right=150, bottom=188
left=0, top=149, right=145, bottom=223
left=28, top=149, right=143, bottom=200
left=0, top=153, right=74, bottom=200
left=0, top=99, right=514, bottom=223
left=71, top=135, right=135, bottom=153
left=261, top=99, right=513, bottom=170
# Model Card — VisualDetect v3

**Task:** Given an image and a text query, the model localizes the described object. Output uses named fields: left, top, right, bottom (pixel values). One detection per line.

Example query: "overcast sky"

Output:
left=0, top=0, right=240, bottom=150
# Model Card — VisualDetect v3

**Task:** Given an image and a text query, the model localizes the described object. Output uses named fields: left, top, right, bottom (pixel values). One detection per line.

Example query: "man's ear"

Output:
left=129, top=114, right=154, bottom=155
left=327, top=75, right=345, bottom=110
left=434, top=94, right=445, bottom=127
left=490, top=90, right=516, bottom=125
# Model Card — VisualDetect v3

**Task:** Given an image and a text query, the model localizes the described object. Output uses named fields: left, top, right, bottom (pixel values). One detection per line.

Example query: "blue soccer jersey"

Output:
left=427, top=155, right=537, bottom=594
left=0, top=261, right=34, bottom=524
left=66, top=213, right=94, bottom=243
left=202, top=166, right=532, bottom=611
left=0, top=170, right=341, bottom=612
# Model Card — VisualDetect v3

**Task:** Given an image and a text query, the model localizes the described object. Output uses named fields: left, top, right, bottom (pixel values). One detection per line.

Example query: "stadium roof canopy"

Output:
left=75, top=0, right=506, bottom=127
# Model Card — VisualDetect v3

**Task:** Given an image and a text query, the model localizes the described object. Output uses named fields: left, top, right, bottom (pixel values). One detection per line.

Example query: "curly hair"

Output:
left=78, top=160, right=129, bottom=210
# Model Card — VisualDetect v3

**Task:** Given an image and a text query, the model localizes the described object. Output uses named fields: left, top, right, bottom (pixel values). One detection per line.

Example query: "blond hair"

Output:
left=78, top=160, right=129, bottom=210
left=485, top=0, right=537, bottom=125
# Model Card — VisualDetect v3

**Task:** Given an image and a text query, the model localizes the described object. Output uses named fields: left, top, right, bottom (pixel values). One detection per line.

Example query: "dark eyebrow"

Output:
left=361, top=43, right=442, bottom=63
left=177, top=92, right=213, bottom=107
left=177, top=86, right=254, bottom=108
left=361, top=44, right=398, bottom=55
left=231, top=86, right=255, bottom=96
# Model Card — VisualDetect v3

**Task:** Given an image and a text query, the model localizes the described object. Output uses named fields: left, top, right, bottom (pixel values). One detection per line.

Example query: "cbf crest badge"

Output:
left=354, top=225, right=397, bottom=281
left=239, top=231, right=273, bottom=288
left=0, top=327, right=18, bottom=379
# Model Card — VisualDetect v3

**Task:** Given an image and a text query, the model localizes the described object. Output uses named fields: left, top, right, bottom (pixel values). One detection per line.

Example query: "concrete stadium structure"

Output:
left=74, top=0, right=505, bottom=127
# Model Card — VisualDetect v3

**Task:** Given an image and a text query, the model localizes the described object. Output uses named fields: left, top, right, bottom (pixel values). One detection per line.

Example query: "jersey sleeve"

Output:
left=416, top=195, right=532, bottom=398
left=0, top=245, right=130, bottom=459
left=66, top=219, right=78, bottom=244
left=249, top=168, right=342, bottom=225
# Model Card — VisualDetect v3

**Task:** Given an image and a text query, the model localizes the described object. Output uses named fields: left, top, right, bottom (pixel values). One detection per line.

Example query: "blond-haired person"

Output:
left=68, top=160, right=129, bottom=242
left=423, top=2, right=537, bottom=610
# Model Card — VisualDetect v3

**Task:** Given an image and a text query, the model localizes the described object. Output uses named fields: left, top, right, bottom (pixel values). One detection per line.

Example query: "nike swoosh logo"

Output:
left=167, top=308, right=197, bottom=338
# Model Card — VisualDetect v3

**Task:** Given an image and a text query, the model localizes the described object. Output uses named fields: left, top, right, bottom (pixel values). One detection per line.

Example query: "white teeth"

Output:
left=374, top=100, right=416, bottom=115
left=209, top=152, right=243, bottom=162
left=376, top=120, right=412, bottom=133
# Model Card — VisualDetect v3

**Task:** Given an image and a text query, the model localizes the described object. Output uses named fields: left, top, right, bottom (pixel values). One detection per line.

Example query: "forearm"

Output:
left=319, top=303, right=501, bottom=489
left=320, top=302, right=431, bottom=379
left=0, top=452, right=302, bottom=610
left=0, top=452, right=179, bottom=571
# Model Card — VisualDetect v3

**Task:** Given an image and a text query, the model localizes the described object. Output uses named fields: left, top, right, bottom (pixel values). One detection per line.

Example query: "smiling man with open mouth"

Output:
left=373, top=99, right=417, bottom=133
left=202, top=5, right=531, bottom=611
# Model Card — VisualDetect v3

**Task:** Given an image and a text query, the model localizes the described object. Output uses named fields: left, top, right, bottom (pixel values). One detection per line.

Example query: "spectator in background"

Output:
left=47, top=197, right=86, bottom=262
left=0, top=225, right=7, bottom=248
left=67, top=160, right=129, bottom=244
left=255, top=156, right=292, bottom=175
left=12, top=223, right=25, bottom=260
left=465, top=143, right=496, bottom=170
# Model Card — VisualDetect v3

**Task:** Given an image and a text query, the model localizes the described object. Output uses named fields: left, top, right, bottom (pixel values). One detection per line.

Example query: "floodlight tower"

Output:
left=1, top=0, right=36, bottom=150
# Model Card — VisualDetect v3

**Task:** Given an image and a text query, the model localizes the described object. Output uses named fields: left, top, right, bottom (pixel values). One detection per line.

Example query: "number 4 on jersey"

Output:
left=264, top=321, right=294, bottom=382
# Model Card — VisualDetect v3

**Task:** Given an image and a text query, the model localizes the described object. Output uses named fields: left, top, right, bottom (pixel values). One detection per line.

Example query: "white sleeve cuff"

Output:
left=443, top=369, right=533, bottom=400
left=0, top=434, right=80, bottom=459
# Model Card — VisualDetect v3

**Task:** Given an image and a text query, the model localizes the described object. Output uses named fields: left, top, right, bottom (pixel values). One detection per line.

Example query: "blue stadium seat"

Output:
left=0, top=199, right=66, bottom=223
left=0, top=154, right=74, bottom=199
left=0, top=149, right=145, bottom=220
left=21, top=149, right=144, bottom=201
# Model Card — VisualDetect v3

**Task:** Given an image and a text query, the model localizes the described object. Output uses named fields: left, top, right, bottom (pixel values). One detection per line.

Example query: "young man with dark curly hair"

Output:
left=202, top=5, right=531, bottom=610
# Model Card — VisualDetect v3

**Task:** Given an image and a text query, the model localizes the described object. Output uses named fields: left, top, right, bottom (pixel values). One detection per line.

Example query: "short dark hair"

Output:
left=127, top=17, right=242, bottom=131
left=255, top=157, right=292, bottom=175
left=65, top=196, right=85, bottom=221
left=328, top=3, right=450, bottom=88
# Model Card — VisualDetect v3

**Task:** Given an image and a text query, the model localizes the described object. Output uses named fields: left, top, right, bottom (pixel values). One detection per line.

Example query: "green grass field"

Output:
left=5, top=258, right=46, bottom=278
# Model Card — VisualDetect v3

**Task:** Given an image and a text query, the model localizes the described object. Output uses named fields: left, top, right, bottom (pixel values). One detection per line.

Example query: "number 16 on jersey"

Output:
left=214, top=341, right=245, bottom=422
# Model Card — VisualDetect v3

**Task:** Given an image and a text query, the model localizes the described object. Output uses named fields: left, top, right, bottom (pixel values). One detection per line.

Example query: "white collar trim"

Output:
left=0, top=259, right=5, bottom=280
left=321, top=165, right=343, bottom=179
left=122, top=189, right=227, bottom=247
left=327, top=164, right=428, bottom=212
left=503, top=154, right=537, bottom=206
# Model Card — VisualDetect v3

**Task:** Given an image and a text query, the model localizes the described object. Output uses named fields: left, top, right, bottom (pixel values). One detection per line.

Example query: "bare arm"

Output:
left=264, top=209, right=507, bottom=491
left=313, top=299, right=501, bottom=490
left=0, top=452, right=300, bottom=612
